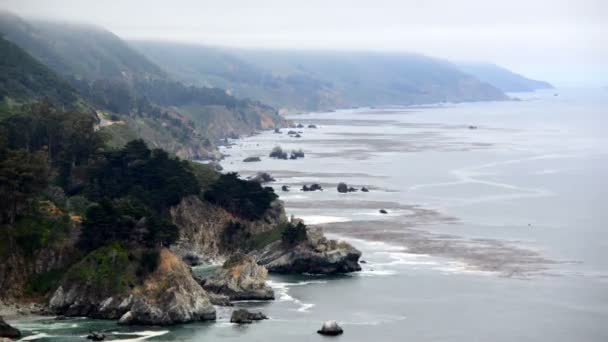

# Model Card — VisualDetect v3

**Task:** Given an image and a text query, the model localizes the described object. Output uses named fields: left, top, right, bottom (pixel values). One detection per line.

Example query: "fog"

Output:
left=2, top=0, right=606, bottom=86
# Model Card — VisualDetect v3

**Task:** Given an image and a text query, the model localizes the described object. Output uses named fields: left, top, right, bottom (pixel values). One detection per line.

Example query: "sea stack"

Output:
left=317, top=320, right=344, bottom=336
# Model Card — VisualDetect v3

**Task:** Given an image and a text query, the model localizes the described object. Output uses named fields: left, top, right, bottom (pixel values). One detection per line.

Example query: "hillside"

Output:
left=0, top=36, right=79, bottom=108
left=0, top=12, right=285, bottom=159
left=457, top=63, right=553, bottom=92
left=132, top=41, right=508, bottom=112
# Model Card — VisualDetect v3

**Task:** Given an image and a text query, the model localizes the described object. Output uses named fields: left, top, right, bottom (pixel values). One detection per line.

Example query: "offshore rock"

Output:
left=255, top=227, right=361, bottom=274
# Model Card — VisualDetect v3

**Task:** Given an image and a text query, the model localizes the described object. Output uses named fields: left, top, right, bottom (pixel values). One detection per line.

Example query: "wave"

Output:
left=111, top=330, right=170, bottom=342
left=266, top=279, right=327, bottom=313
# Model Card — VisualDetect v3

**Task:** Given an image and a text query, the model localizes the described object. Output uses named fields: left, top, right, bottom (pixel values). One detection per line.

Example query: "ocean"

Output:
left=10, top=88, right=608, bottom=341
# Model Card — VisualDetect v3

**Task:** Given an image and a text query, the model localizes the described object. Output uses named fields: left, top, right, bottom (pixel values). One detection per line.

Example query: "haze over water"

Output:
left=11, top=88, right=608, bottom=341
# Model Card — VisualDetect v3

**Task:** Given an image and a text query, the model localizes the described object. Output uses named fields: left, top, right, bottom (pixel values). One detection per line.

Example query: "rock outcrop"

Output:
left=118, top=249, right=216, bottom=325
left=170, top=196, right=286, bottom=263
left=255, top=227, right=361, bottom=274
left=317, top=320, right=344, bottom=336
left=0, top=317, right=21, bottom=339
left=50, top=249, right=216, bottom=325
left=199, top=254, right=274, bottom=301
left=250, top=172, right=275, bottom=183
left=230, top=309, right=268, bottom=324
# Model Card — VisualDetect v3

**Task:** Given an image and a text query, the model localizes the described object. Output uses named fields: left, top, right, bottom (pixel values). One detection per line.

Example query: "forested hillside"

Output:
left=0, top=36, right=79, bottom=109
left=132, top=41, right=509, bottom=111
left=0, top=12, right=285, bottom=159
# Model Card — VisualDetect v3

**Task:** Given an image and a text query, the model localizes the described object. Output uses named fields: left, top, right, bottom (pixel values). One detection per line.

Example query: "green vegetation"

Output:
left=281, top=221, right=308, bottom=245
left=0, top=12, right=284, bottom=159
left=247, top=224, right=289, bottom=250
left=65, top=242, right=136, bottom=294
left=0, top=36, right=78, bottom=105
left=204, top=172, right=277, bottom=220
left=25, top=268, right=67, bottom=296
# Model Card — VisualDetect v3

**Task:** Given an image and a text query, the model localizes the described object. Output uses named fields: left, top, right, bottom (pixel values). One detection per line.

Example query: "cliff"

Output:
left=169, top=196, right=287, bottom=263
left=49, top=248, right=216, bottom=325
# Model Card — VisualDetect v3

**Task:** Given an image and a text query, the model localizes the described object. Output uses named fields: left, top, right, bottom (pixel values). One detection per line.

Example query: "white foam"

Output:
left=111, top=330, right=170, bottom=342
left=299, top=215, right=351, bottom=225
left=21, top=333, right=53, bottom=340
left=267, top=279, right=325, bottom=313
left=357, top=269, right=398, bottom=277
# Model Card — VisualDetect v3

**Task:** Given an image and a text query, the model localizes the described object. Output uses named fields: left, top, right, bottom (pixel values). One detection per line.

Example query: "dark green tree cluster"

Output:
left=77, top=139, right=201, bottom=250
left=204, top=172, right=277, bottom=220
left=0, top=100, right=103, bottom=188
left=85, top=139, right=200, bottom=211
left=281, top=221, right=308, bottom=245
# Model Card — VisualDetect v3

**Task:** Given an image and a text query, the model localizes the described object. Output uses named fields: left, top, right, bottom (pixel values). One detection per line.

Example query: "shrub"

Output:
left=281, top=222, right=308, bottom=245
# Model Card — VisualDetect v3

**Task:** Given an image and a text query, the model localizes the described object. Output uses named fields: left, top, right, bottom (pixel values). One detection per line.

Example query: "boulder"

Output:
left=379, top=209, right=388, bottom=214
left=361, top=187, right=369, bottom=192
left=200, top=254, right=274, bottom=301
left=307, top=124, right=318, bottom=128
left=230, top=309, right=268, bottom=324
left=274, top=128, right=281, bottom=134
left=317, top=320, right=344, bottom=336
left=290, top=150, right=305, bottom=159
left=86, top=332, right=105, bottom=341
left=308, top=184, right=323, bottom=191
left=296, top=124, right=304, bottom=128
left=348, top=187, right=358, bottom=192
left=281, top=185, right=290, bottom=192
left=287, top=130, right=297, bottom=135
left=269, top=146, right=288, bottom=160
left=0, top=317, right=21, bottom=339
left=250, top=172, right=275, bottom=183
left=294, top=134, right=302, bottom=138
left=255, top=227, right=361, bottom=274
left=337, top=182, right=348, bottom=193
left=243, top=156, right=261, bottom=162
left=206, top=292, right=232, bottom=306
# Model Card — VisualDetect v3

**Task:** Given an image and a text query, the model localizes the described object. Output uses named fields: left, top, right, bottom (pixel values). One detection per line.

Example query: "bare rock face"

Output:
left=118, top=249, right=216, bottom=325
left=170, top=196, right=286, bottom=262
left=255, top=227, right=361, bottom=274
left=199, top=254, right=274, bottom=301
left=50, top=249, right=216, bottom=325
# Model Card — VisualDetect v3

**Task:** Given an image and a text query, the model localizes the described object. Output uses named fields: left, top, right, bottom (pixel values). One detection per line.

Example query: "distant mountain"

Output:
left=0, top=11, right=166, bottom=81
left=0, top=12, right=285, bottom=159
left=456, top=63, right=553, bottom=92
left=131, top=41, right=508, bottom=111
left=0, top=35, right=78, bottom=106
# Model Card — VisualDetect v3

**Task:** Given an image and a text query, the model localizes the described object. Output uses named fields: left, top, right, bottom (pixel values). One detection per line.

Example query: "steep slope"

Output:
left=0, top=12, right=285, bottom=159
left=0, top=11, right=166, bottom=81
left=132, top=41, right=508, bottom=111
left=457, top=63, right=553, bottom=92
left=0, top=36, right=79, bottom=108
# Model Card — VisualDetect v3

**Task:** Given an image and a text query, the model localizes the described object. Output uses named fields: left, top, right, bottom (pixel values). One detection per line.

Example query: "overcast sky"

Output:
left=2, top=0, right=606, bottom=86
